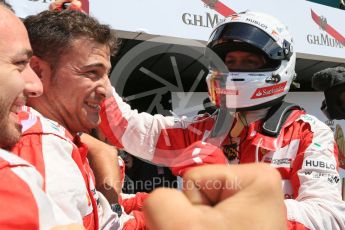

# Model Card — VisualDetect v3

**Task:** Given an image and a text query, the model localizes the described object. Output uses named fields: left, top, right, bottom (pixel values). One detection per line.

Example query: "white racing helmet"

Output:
left=205, top=11, right=296, bottom=111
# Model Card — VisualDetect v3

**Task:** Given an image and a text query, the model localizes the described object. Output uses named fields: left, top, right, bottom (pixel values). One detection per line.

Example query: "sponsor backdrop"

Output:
left=8, top=0, right=345, bottom=61
left=90, top=0, right=345, bottom=61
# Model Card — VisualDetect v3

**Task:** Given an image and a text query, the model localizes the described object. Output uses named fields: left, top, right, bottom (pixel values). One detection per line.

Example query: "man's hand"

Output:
left=144, top=164, right=287, bottom=230
left=170, top=141, right=228, bottom=177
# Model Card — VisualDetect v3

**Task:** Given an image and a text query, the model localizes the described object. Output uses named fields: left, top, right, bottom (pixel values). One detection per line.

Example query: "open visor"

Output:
left=207, top=22, right=292, bottom=61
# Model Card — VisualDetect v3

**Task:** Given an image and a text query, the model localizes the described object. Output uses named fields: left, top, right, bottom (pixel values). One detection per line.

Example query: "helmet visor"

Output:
left=208, top=22, right=291, bottom=61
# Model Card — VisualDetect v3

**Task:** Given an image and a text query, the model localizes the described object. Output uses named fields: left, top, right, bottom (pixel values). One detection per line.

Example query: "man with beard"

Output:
left=0, top=1, right=83, bottom=229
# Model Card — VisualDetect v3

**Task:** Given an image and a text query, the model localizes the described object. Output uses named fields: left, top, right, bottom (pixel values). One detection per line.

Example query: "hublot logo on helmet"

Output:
left=245, top=18, right=268, bottom=30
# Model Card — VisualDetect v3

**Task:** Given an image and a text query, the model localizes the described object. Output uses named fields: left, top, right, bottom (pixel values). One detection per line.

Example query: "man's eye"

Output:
left=15, top=60, right=29, bottom=72
left=15, top=60, right=29, bottom=67
left=84, top=70, right=98, bottom=76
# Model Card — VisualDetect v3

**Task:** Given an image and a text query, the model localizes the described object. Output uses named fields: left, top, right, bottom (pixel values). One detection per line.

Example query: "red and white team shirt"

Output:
left=11, top=106, right=120, bottom=230
left=0, top=149, right=71, bottom=229
left=100, top=88, right=345, bottom=230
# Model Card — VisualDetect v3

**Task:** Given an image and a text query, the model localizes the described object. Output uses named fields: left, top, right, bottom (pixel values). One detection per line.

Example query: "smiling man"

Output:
left=0, top=2, right=85, bottom=229
left=0, top=10, right=40, bottom=150
left=10, top=9, right=123, bottom=230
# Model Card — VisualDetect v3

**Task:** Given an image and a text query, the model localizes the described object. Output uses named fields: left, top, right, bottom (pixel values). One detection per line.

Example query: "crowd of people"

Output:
left=0, top=0, right=345, bottom=229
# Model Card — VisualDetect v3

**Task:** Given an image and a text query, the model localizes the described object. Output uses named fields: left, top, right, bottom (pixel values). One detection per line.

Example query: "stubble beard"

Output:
left=0, top=100, right=22, bottom=150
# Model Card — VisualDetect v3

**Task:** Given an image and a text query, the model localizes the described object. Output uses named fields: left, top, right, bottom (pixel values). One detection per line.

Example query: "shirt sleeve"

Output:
left=0, top=150, right=71, bottom=229
left=99, top=87, right=214, bottom=165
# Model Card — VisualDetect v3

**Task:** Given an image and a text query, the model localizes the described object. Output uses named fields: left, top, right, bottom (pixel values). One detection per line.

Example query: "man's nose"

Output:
left=23, top=64, right=43, bottom=97
left=227, top=62, right=241, bottom=70
left=95, top=76, right=108, bottom=100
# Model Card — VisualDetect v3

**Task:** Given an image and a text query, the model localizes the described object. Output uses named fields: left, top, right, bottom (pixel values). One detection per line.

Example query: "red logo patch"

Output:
left=271, top=30, right=279, bottom=37
left=311, top=9, right=345, bottom=45
left=251, top=82, right=287, bottom=99
left=201, top=0, right=236, bottom=17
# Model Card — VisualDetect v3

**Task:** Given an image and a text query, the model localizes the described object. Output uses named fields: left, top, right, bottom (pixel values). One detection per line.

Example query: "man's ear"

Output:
left=30, top=56, right=52, bottom=81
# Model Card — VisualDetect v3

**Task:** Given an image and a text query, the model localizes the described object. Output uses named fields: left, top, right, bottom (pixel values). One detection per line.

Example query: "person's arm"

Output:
left=144, top=164, right=287, bottom=230
left=99, top=87, right=214, bottom=165
left=286, top=116, right=345, bottom=229
left=81, top=133, right=121, bottom=204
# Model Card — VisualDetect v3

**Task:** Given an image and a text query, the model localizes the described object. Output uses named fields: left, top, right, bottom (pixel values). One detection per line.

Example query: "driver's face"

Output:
left=225, top=51, right=266, bottom=71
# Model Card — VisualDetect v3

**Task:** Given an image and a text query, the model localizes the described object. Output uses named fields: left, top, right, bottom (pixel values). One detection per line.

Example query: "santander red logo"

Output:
left=251, top=82, right=287, bottom=99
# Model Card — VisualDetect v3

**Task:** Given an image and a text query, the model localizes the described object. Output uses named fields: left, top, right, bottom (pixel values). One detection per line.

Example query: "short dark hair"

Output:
left=24, top=10, right=118, bottom=66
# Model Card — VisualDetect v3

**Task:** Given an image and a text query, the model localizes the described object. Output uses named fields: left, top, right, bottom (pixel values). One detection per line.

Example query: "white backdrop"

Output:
left=8, top=0, right=345, bottom=61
